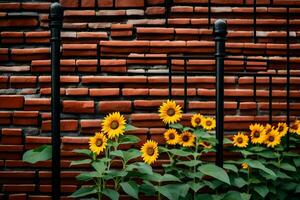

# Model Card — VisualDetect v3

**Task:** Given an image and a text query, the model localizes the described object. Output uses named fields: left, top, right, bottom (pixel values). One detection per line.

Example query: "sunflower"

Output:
left=191, top=113, right=204, bottom=128
left=262, top=123, right=274, bottom=135
left=89, top=132, right=108, bottom=155
left=276, top=122, right=288, bottom=137
left=241, top=162, right=249, bottom=170
left=102, top=112, right=126, bottom=139
left=232, top=132, right=249, bottom=148
left=140, top=140, right=159, bottom=165
left=264, top=129, right=281, bottom=148
left=199, top=141, right=212, bottom=149
left=179, top=131, right=195, bottom=147
left=249, top=123, right=266, bottom=144
left=201, top=117, right=216, bottom=131
left=164, top=129, right=180, bottom=145
left=158, top=100, right=182, bottom=124
left=289, top=120, right=300, bottom=135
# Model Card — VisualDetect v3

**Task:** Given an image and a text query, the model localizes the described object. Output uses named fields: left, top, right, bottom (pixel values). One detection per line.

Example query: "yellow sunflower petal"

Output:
left=249, top=123, right=266, bottom=144
left=201, top=117, right=216, bottom=131
left=179, top=131, right=195, bottom=147
left=232, top=132, right=249, bottom=148
left=191, top=113, right=204, bottom=128
left=164, top=129, right=180, bottom=145
left=276, top=122, right=288, bottom=137
left=158, top=100, right=182, bottom=124
left=264, top=129, right=281, bottom=148
left=102, top=112, right=126, bottom=139
left=89, top=132, right=108, bottom=155
left=290, top=120, right=300, bottom=135
left=140, top=140, right=159, bottom=165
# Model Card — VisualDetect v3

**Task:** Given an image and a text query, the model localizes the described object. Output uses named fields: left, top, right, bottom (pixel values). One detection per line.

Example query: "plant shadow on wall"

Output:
left=23, top=100, right=300, bottom=200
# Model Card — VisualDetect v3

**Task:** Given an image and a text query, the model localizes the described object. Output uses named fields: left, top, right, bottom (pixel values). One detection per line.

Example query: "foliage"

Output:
left=21, top=103, right=300, bottom=200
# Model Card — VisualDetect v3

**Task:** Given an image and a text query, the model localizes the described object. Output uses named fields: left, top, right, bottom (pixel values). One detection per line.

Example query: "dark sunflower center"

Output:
left=253, top=131, right=260, bottom=138
left=291, top=124, right=298, bottom=130
left=237, top=137, right=243, bottom=143
left=206, top=120, right=212, bottom=126
left=195, top=118, right=201, bottom=124
left=146, top=147, right=155, bottom=156
left=110, top=121, right=119, bottom=130
left=278, top=126, right=284, bottom=132
left=268, top=136, right=274, bottom=142
left=182, top=135, right=189, bottom=142
left=96, top=139, right=103, bottom=147
left=167, top=108, right=175, bottom=116
left=169, top=133, right=175, bottom=140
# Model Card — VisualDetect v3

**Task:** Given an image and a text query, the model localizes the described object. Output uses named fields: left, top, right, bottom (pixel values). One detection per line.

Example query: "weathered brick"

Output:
left=0, top=95, right=24, bottom=109
left=63, top=101, right=94, bottom=113
left=115, top=0, right=144, bottom=8
left=98, top=101, right=132, bottom=113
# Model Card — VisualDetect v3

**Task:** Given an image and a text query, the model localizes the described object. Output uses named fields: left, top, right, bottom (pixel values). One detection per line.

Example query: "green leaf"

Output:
left=70, top=186, right=97, bottom=198
left=76, top=172, right=101, bottom=181
left=244, top=159, right=277, bottom=178
left=169, top=123, right=183, bottom=130
left=254, top=185, right=269, bottom=198
left=256, top=151, right=278, bottom=159
left=293, top=158, right=300, bottom=167
left=231, top=177, right=247, bottom=188
left=92, top=160, right=106, bottom=175
left=240, top=150, right=254, bottom=158
left=269, top=161, right=296, bottom=172
left=176, top=160, right=202, bottom=167
left=104, top=170, right=128, bottom=180
left=194, top=129, right=205, bottom=138
left=102, top=188, right=119, bottom=200
left=169, top=149, right=194, bottom=157
left=125, top=124, right=138, bottom=132
left=277, top=170, right=292, bottom=179
left=157, top=184, right=189, bottom=200
left=123, top=149, right=141, bottom=163
left=22, top=145, right=52, bottom=164
left=73, top=149, right=92, bottom=156
left=223, top=164, right=238, bottom=174
left=119, top=135, right=140, bottom=144
left=198, top=164, right=231, bottom=185
left=126, top=162, right=153, bottom=175
left=139, top=182, right=156, bottom=196
left=222, top=191, right=251, bottom=200
left=143, top=173, right=181, bottom=183
left=70, top=159, right=92, bottom=166
left=223, top=138, right=232, bottom=144
left=120, top=181, right=139, bottom=199
left=183, top=127, right=194, bottom=132
left=282, top=151, right=299, bottom=157
left=188, top=181, right=205, bottom=192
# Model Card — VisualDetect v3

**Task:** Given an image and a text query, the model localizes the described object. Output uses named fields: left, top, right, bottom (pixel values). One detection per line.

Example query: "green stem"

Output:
left=158, top=182, right=161, bottom=200
left=193, top=138, right=199, bottom=200
left=247, top=169, right=250, bottom=194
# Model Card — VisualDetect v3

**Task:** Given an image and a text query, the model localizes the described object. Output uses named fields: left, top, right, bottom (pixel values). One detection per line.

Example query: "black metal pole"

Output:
left=50, top=3, right=63, bottom=200
left=214, top=19, right=227, bottom=167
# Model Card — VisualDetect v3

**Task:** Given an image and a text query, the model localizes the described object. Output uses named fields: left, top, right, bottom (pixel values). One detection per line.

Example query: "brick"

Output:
left=97, top=0, right=113, bottom=7
left=64, top=10, right=96, bottom=17
left=42, top=120, right=78, bottom=132
left=0, top=66, right=30, bottom=72
left=98, top=101, right=132, bottom=113
left=80, top=119, right=102, bottom=128
left=82, top=76, right=147, bottom=83
left=81, top=0, right=95, bottom=7
left=0, top=95, right=24, bottom=109
left=97, top=10, right=126, bottom=16
left=0, top=3, right=21, bottom=10
left=122, top=88, right=149, bottom=96
left=10, top=76, right=37, bottom=88
left=189, top=101, right=237, bottom=110
left=147, top=0, right=165, bottom=5
left=13, top=111, right=39, bottom=126
left=60, top=0, right=79, bottom=7
left=8, top=193, right=27, bottom=200
left=63, top=101, right=94, bottom=113
left=89, top=88, right=120, bottom=96
left=146, top=7, right=165, bottom=15
left=24, top=98, right=50, bottom=111
left=1, top=128, right=22, bottom=136
left=115, top=0, right=144, bottom=7
left=65, top=88, right=89, bottom=96
left=3, top=184, right=35, bottom=192
left=21, top=2, right=50, bottom=10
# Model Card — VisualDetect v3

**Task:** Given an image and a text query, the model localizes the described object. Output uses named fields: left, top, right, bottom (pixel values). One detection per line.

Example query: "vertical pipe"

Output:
left=168, top=56, right=172, bottom=100
left=184, top=58, right=188, bottom=113
left=253, top=0, right=257, bottom=43
left=214, top=19, right=227, bottom=167
left=286, top=6, right=290, bottom=150
left=208, top=0, right=211, bottom=29
left=50, top=3, right=63, bottom=200
left=269, top=75, right=272, bottom=124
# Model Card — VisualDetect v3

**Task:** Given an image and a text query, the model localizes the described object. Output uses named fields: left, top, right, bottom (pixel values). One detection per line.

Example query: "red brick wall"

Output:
left=0, top=0, right=300, bottom=199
